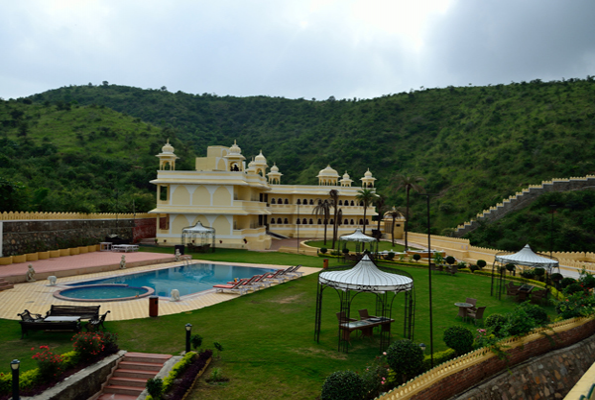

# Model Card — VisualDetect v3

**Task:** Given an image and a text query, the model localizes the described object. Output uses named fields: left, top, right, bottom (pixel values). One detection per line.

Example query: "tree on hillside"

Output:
left=313, top=199, right=331, bottom=245
left=356, top=188, right=376, bottom=235
left=329, top=189, right=341, bottom=249
left=387, top=207, right=405, bottom=246
left=393, top=175, right=425, bottom=250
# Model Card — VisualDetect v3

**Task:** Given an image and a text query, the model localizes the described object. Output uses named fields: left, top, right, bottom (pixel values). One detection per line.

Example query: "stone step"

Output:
left=97, top=393, right=138, bottom=400
left=0, top=279, right=13, bottom=291
left=114, top=368, right=157, bottom=380
left=119, top=360, right=163, bottom=372
left=109, top=376, right=149, bottom=388
left=124, top=352, right=172, bottom=364
left=103, top=384, right=144, bottom=396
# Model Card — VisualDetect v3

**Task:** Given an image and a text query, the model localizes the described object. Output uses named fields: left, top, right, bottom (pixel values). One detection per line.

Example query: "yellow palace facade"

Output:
left=150, top=141, right=378, bottom=250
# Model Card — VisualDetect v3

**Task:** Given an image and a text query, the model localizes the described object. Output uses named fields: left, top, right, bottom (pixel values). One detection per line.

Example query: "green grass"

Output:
left=0, top=249, right=557, bottom=399
left=306, top=240, right=409, bottom=253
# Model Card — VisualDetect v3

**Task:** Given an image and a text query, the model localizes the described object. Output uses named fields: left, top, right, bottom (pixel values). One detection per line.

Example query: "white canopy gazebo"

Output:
left=340, top=228, right=377, bottom=254
left=315, top=254, right=415, bottom=353
left=491, top=244, right=559, bottom=299
left=181, top=222, right=216, bottom=253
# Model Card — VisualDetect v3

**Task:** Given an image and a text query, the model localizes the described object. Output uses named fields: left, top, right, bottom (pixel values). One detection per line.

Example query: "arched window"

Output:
left=359, top=219, right=364, bottom=225
left=296, top=219, right=301, bottom=224
left=318, top=219, right=322, bottom=224
left=309, top=219, right=313, bottom=224
left=318, top=199, right=322, bottom=205
left=350, top=200, right=355, bottom=206
left=360, top=201, right=364, bottom=206
left=338, top=200, right=343, bottom=205
left=277, top=218, right=282, bottom=224
left=303, top=218, right=307, bottom=224
left=350, top=219, right=354, bottom=225
left=303, top=199, right=308, bottom=205
left=330, top=219, right=334, bottom=225
left=366, top=219, right=369, bottom=224
left=284, top=218, right=289, bottom=224
left=270, top=219, right=275, bottom=224
left=284, top=199, right=288, bottom=204
left=309, top=199, right=314, bottom=205
left=297, top=199, right=301, bottom=205
left=271, top=198, right=276, bottom=204
left=278, top=198, right=282, bottom=204
left=344, top=219, right=348, bottom=225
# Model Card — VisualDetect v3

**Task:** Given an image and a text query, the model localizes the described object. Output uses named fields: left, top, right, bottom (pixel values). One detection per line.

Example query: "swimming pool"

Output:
left=54, top=284, right=154, bottom=302
left=67, top=263, right=276, bottom=297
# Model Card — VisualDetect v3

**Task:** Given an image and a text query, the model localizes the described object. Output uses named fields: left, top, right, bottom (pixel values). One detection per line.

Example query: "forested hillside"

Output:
left=32, top=78, right=595, bottom=235
left=0, top=99, right=195, bottom=213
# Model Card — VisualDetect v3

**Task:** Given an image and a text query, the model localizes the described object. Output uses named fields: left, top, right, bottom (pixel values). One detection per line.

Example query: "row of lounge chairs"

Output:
left=213, top=265, right=303, bottom=295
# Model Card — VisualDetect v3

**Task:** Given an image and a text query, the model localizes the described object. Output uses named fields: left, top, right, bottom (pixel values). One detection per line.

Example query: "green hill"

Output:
left=0, top=99, right=196, bottom=213
left=32, top=78, right=595, bottom=236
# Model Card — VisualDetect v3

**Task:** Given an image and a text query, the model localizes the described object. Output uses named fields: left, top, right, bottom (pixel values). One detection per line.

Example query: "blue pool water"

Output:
left=68, top=263, right=276, bottom=297
left=58, top=285, right=151, bottom=300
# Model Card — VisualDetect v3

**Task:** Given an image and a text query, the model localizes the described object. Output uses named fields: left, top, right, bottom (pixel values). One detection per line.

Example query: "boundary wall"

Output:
left=378, top=317, right=595, bottom=400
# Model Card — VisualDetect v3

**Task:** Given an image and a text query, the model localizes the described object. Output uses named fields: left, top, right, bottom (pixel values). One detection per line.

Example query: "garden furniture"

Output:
left=213, top=279, right=249, bottom=295
left=86, top=310, right=111, bottom=331
left=455, top=302, right=473, bottom=321
left=46, top=305, right=100, bottom=320
left=517, top=284, right=534, bottom=301
left=467, top=306, right=486, bottom=325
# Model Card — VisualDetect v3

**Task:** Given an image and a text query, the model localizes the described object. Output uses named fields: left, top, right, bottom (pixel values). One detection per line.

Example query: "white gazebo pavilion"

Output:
left=315, top=253, right=415, bottom=353
left=340, top=228, right=377, bottom=255
left=181, top=222, right=216, bottom=253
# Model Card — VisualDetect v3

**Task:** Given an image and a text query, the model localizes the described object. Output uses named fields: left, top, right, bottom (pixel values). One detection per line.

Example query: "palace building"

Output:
left=150, top=140, right=380, bottom=250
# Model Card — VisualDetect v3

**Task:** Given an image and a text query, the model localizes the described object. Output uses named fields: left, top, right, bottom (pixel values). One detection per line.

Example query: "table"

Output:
left=44, top=316, right=81, bottom=322
left=99, top=242, right=112, bottom=252
left=111, top=244, right=139, bottom=252
left=339, top=317, right=394, bottom=343
left=517, top=284, right=534, bottom=301
left=455, top=302, right=473, bottom=320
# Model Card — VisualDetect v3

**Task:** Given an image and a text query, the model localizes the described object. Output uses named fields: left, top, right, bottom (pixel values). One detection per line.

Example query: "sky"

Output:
left=1, top=0, right=595, bottom=101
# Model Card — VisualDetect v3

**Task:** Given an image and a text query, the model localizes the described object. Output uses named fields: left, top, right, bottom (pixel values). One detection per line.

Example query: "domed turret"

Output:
left=229, top=140, right=242, bottom=155
left=251, top=150, right=268, bottom=177
left=340, top=171, right=353, bottom=187
left=360, top=168, right=376, bottom=188
left=254, top=150, right=267, bottom=165
left=267, top=162, right=283, bottom=184
left=317, top=165, right=339, bottom=186
left=224, top=140, right=245, bottom=171
left=156, top=138, right=179, bottom=170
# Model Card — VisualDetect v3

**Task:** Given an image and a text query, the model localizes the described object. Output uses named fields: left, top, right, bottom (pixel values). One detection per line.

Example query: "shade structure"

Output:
left=181, top=222, right=216, bottom=252
left=340, top=228, right=376, bottom=243
left=182, top=222, right=215, bottom=234
left=495, top=244, right=559, bottom=270
left=319, top=254, right=413, bottom=294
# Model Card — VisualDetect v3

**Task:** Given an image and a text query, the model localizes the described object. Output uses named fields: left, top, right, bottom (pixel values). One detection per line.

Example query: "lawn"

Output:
left=0, top=249, right=557, bottom=399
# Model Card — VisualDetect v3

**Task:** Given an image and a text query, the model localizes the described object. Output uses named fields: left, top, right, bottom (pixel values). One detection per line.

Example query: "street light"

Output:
left=185, top=323, right=192, bottom=353
left=11, top=359, right=20, bottom=400
left=419, top=193, right=434, bottom=368
left=419, top=343, right=426, bottom=352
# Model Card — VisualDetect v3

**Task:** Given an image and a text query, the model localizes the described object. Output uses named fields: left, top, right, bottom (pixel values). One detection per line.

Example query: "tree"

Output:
left=374, top=194, right=389, bottom=235
left=313, top=199, right=331, bottom=245
left=393, top=174, right=425, bottom=250
left=356, top=188, right=376, bottom=234
left=329, top=189, right=340, bottom=249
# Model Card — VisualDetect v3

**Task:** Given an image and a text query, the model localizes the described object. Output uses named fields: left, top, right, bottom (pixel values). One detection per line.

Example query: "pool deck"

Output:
left=0, top=252, right=319, bottom=321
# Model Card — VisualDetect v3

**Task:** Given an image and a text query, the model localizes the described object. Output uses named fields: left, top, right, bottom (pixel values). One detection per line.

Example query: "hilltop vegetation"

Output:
left=31, top=78, right=595, bottom=236
left=0, top=99, right=195, bottom=213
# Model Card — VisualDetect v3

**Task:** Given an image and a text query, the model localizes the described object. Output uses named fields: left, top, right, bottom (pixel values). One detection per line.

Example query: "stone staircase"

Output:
left=454, top=175, right=595, bottom=236
left=0, top=278, right=13, bottom=292
left=96, top=352, right=172, bottom=400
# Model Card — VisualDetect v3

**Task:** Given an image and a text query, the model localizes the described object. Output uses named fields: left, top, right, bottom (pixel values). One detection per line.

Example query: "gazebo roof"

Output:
left=182, top=222, right=215, bottom=234
left=495, top=244, right=558, bottom=269
left=319, top=254, right=413, bottom=293
left=340, top=228, right=376, bottom=243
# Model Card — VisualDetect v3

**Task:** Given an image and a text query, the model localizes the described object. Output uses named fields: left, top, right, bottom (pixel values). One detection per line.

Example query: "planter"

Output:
left=70, top=247, right=80, bottom=256
left=78, top=246, right=88, bottom=254
left=59, top=248, right=70, bottom=257
left=0, top=256, right=12, bottom=265
left=13, top=254, right=27, bottom=263
left=87, top=245, right=97, bottom=253
left=26, top=252, right=39, bottom=261
left=50, top=250, right=61, bottom=258
left=38, top=251, right=50, bottom=260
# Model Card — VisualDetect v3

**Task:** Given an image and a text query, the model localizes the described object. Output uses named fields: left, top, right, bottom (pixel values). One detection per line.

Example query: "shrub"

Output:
left=342, top=247, right=349, bottom=255
left=413, top=254, right=421, bottom=262
left=534, top=267, right=546, bottom=280
left=320, top=247, right=328, bottom=254
left=560, top=277, right=577, bottom=289
left=476, top=260, right=487, bottom=269
left=484, top=313, right=508, bottom=337
left=386, top=252, right=395, bottom=260
left=445, top=256, right=456, bottom=265
left=360, top=356, right=388, bottom=399
left=321, top=370, right=364, bottom=400
left=386, top=340, right=424, bottom=383
left=146, top=378, right=163, bottom=399
left=72, top=331, right=116, bottom=358
left=31, top=345, right=64, bottom=383
left=550, top=273, right=563, bottom=282
left=191, top=334, right=203, bottom=350
left=331, top=250, right=341, bottom=256
left=504, top=307, right=535, bottom=336
left=443, top=326, right=474, bottom=356
left=564, top=283, right=584, bottom=296
left=555, top=291, right=595, bottom=319
left=422, top=348, right=456, bottom=371
left=505, top=263, right=516, bottom=272
left=469, top=264, right=479, bottom=273
left=521, top=303, right=549, bottom=326
left=158, top=349, right=213, bottom=400
left=581, top=273, right=595, bottom=289
left=520, top=270, right=536, bottom=279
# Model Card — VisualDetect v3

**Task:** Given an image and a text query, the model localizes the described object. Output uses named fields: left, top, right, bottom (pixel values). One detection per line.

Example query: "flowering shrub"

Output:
left=360, top=355, right=389, bottom=399
left=31, top=345, right=64, bottom=382
left=555, top=291, right=595, bottom=319
left=386, top=339, right=424, bottom=383
left=321, top=370, right=364, bottom=400
left=72, top=331, right=118, bottom=359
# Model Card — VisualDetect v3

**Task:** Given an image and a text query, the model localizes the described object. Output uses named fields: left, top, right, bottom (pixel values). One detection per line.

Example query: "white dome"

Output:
left=342, top=171, right=351, bottom=179
left=318, top=165, right=339, bottom=177
left=254, top=150, right=267, bottom=165
left=161, top=139, right=174, bottom=154
left=270, top=163, right=279, bottom=173
left=364, top=168, right=373, bottom=177
left=229, top=140, right=242, bottom=155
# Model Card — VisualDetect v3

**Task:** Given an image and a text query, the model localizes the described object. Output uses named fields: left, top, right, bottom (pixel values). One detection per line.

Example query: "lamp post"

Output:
left=296, top=202, right=300, bottom=254
left=548, top=205, right=557, bottom=259
left=185, top=323, right=192, bottom=353
left=11, top=359, right=20, bottom=400
left=419, top=343, right=426, bottom=352
left=420, top=193, right=434, bottom=368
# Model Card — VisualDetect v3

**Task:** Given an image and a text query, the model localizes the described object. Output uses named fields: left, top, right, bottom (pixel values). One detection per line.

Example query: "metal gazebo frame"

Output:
left=314, top=253, right=415, bottom=353
left=181, top=222, right=216, bottom=253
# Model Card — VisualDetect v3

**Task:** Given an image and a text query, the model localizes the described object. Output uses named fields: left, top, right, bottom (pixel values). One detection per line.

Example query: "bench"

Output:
left=46, top=305, right=100, bottom=320
left=19, top=320, right=81, bottom=339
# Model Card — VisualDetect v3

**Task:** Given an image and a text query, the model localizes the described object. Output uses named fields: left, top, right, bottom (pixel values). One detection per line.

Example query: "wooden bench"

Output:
left=46, top=305, right=100, bottom=320
left=19, top=320, right=81, bottom=338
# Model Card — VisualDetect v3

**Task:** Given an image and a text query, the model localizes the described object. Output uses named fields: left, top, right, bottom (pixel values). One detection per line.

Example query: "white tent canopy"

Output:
left=182, top=222, right=215, bottom=234
left=319, top=254, right=413, bottom=293
left=340, top=228, right=376, bottom=243
left=494, top=244, right=559, bottom=270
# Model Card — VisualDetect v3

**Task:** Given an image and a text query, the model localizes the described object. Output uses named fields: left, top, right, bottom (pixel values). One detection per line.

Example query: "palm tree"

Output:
left=386, top=207, right=405, bottom=246
left=393, top=174, right=425, bottom=250
left=374, top=194, right=389, bottom=235
left=313, top=199, right=331, bottom=245
left=356, top=188, right=376, bottom=234
left=329, top=189, right=340, bottom=249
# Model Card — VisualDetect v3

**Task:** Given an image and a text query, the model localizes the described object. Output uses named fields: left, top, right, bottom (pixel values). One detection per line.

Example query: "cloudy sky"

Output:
left=1, top=0, right=595, bottom=101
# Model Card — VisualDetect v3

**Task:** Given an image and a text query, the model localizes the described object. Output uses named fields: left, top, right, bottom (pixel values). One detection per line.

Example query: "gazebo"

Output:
left=340, top=228, right=377, bottom=255
left=491, top=244, right=559, bottom=299
left=314, top=253, right=415, bottom=353
left=181, top=222, right=216, bottom=253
